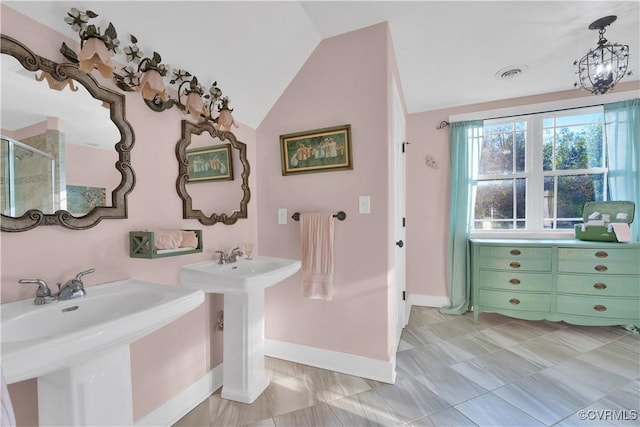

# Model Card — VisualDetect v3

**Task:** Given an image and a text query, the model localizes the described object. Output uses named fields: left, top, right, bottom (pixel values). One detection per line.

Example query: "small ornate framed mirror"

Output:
left=176, top=120, right=250, bottom=225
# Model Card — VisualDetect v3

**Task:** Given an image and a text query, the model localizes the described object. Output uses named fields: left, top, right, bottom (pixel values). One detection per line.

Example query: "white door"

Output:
left=391, top=77, right=407, bottom=350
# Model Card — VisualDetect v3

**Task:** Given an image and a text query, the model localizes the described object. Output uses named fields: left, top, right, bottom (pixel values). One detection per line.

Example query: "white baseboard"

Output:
left=408, top=294, right=450, bottom=308
left=265, top=339, right=396, bottom=384
left=135, top=364, right=223, bottom=427
left=404, top=299, right=412, bottom=325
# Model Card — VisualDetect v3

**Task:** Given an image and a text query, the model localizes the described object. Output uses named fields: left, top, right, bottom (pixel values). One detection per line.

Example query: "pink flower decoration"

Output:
left=139, top=69, right=168, bottom=102
left=78, top=37, right=114, bottom=79
left=184, top=92, right=208, bottom=120
left=217, top=109, right=239, bottom=131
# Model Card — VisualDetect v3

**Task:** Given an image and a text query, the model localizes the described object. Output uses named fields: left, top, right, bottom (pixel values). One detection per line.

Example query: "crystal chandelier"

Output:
left=574, top=15, right=631, bottom=95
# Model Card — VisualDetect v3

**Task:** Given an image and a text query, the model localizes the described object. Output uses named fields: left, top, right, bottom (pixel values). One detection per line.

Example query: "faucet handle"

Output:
left=66, top=268, right=94, bottom=291
left=75, top=268, right=95, bottom=281
left=18, top=279, right=51, bottom=296
left=57, top=269, right=93, bottom=301
left=215, top=250, right=227, bottom=264
left=19, top=279, right=52, bottom=304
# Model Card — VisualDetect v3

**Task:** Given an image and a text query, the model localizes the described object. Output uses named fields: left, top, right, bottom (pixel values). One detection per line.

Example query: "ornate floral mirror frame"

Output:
left=176, top=120, right=250, bottom=225
left=0, top=35, right=135, bottom=232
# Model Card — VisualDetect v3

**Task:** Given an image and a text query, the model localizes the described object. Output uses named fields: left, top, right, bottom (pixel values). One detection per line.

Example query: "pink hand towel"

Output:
left=300, top=212, right=335, bottom=300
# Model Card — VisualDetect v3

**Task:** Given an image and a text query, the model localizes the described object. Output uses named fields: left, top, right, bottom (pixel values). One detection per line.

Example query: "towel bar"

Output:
left=292, top=211, right=346, bottom=221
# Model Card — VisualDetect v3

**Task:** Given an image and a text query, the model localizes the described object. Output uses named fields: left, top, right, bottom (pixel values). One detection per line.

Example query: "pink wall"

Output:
left=256, top=23, right=396, bottom=362
left=66, top=144, right=120, bottom=194
left=405, top=80, right=640, bottom=300
left=1, top=5, right=258, bottom=424
left=2, top=117, right=64, bottom=141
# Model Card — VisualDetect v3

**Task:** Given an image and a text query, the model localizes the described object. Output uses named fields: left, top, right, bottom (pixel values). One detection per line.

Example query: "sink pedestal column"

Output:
left=37, top=345, right=133, bottom=426
left=221, top=291, right=270, bottom=403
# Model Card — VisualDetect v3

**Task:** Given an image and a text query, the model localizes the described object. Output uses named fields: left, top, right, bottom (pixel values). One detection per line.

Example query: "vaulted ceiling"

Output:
left=5, top=1, right=639, bottom=129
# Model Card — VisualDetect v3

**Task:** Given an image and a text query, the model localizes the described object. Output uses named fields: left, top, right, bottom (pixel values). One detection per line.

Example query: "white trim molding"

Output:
left=135, top=364, right=223, bottom=427
left=265, top=339, right=396, bottom=384
left=408, top=294, right=450, bottom=309
left=449, top=89, right=639, bottom=123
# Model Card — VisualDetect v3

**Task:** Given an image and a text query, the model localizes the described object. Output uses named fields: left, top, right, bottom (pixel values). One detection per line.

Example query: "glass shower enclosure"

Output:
left=1, top=136, right=58, bottom=217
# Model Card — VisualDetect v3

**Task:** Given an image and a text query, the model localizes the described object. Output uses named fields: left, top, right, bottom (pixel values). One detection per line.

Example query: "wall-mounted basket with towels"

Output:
left=291, top=211, right=346, bottom=221
left=129, top=229, right=203, bottom=259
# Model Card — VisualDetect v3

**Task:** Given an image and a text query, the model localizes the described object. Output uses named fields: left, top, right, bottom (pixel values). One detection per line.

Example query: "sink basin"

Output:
left=1, top=279, right=204, bottom=384
left=179, top=256, right=301, bottom=294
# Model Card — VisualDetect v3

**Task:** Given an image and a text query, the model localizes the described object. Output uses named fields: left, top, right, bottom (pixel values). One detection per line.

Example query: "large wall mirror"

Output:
left=1, top=35, right=135, bottom=232
left=176, top=120, right=250, bottom=225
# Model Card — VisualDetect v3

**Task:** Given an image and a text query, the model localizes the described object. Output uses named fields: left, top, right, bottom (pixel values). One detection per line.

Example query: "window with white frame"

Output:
left=471, top=106, right=607, bottom=232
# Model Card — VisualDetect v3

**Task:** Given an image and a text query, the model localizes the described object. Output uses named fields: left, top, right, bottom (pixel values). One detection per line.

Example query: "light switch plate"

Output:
left=359, top=196, right=371, bottom=214
left=278, top=208, right=288, bottom=224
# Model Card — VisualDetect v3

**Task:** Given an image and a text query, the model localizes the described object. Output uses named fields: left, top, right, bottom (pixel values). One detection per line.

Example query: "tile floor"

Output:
left=173, top=307, right=639, bottom=426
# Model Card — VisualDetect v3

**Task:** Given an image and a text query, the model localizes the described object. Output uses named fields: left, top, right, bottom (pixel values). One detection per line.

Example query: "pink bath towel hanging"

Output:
left=300, top=212, right=335, bottom=300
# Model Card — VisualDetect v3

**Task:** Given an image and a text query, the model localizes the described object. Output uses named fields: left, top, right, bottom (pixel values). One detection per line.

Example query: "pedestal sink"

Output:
left=179, top=256, right=301, bottom=403
left=1, top=279, right=204, bottom=426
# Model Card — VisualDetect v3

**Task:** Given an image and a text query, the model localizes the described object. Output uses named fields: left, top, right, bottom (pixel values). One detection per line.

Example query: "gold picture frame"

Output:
left=186, top=144, right=233, bottom=182
left=280, top=124, right=352, bottom=175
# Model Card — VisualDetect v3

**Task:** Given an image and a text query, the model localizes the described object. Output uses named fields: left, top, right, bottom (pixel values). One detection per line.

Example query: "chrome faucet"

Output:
left=18, top=268, right=95, bottom=305
left=215, top=250, right=227, bottom=264
left=227, top=247, right=243, bottom=263
left=57, top=269, right=95, bottom=301
left=215, top=247, right=243, bottom=264
left=18, top=278, right=53, bottom=305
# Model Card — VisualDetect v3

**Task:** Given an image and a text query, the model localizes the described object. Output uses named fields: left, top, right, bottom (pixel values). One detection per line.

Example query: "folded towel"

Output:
left=148, top=229, right=198, bottom=250
left=180, top=231, right=199, bottom=249
left=1, top=369, right=16, bottom=427
left=612, top=223, right=631, bottom=242
left=152, top=229, right=184, bottom=250
left=300, top=213, right=335, bottom=301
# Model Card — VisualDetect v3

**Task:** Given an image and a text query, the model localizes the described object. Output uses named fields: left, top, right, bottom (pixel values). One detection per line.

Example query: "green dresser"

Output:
left=471, top=239, right=640, bottom=326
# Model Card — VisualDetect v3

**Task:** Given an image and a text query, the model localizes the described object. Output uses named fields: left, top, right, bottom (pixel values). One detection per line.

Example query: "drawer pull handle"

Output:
left=510, top=262, right=521, bottom=269
left=595, top=251, right=608, bottom=258
left=509, top=298, right=520, bottom=305
left=594, top=304, right=607, bottom=312
left=593, top=283, right=607, bottom=290
left=510, top=249, right=521, bottom=256
left=509, top=278, right=521, bottom=285
left=594, top=265, right=608, bottom=272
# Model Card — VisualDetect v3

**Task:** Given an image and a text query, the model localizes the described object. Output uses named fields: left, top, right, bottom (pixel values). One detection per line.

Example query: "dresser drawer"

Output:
left=478, top=289, right=552, bottom=312
left=558, top=247, right=639, bottom=263
left=479, top=246, right=551, bottom=260
left=557, top=295, right=640, bottom=320
left=557, top=260, right=640, bottom=275
left=477, top=245, right=552, bottom=272
left=557, top=274, right=640, bottom=297
left=478, top=271, right=552, bottom=292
